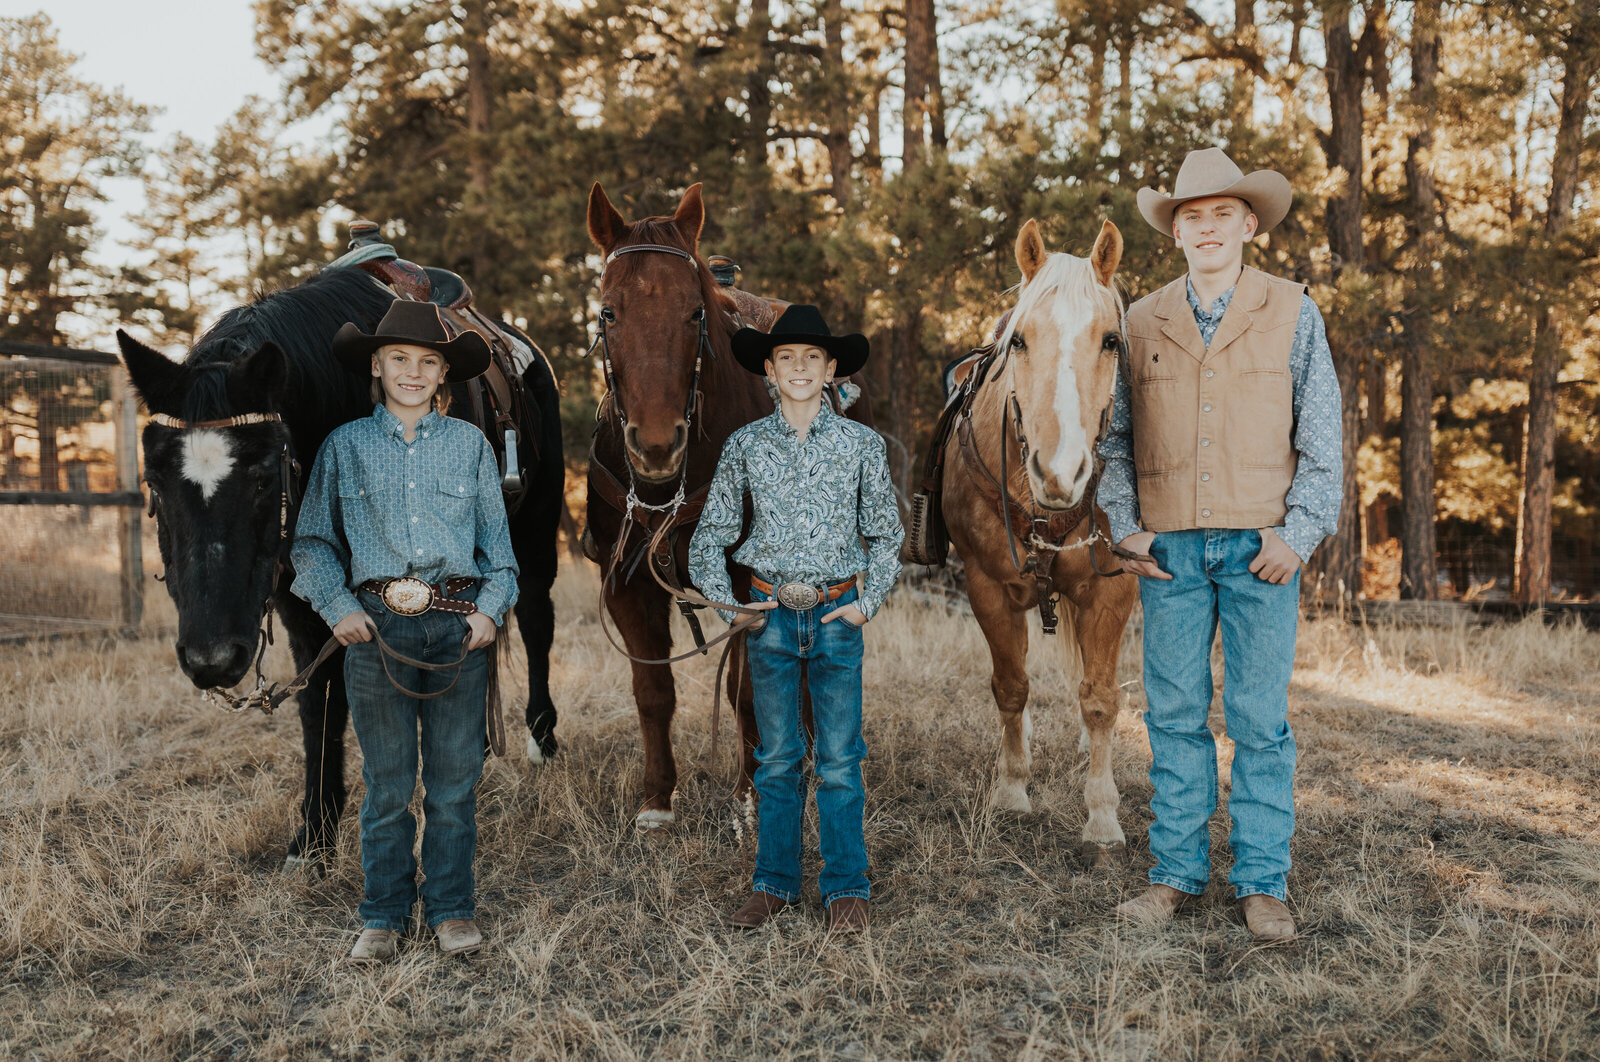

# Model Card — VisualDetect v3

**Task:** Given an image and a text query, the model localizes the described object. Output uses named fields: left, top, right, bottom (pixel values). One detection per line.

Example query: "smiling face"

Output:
left=372, top=343, right=447, bottom=415
left=765, top=343, right=836, bottom=405
left=1172, top=195, right=1257, bottom=279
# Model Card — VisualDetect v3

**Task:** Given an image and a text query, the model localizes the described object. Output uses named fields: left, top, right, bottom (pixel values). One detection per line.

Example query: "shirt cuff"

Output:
left=1105, top=508, right=1143, bottom=547
left=319, top=594, right=363, bottom=630
left=1277, top=517, right=1323, bottom=562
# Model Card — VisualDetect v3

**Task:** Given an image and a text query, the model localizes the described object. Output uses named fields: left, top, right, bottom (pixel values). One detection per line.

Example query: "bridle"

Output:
left=957, top=308, right=1131, bottom=632
left=586, top=241, right=728, bottom=646
left=146, top=411, right=303, bottom=713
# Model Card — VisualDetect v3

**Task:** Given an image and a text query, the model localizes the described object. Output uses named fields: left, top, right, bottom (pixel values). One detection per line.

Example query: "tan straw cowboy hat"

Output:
left=1137, top=147, right=1292, bottom=236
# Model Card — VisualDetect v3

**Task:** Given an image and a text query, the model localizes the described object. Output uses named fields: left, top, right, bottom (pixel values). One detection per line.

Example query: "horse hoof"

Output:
left=282, top=853, right=327, bottom=879
left=635, top=808, right=675, bottom=831
left=1080, top=840, right=1128, bottom=870
left=526, top=734, right=546, bottom=765
left=989, top=787, right=1032, bottom=815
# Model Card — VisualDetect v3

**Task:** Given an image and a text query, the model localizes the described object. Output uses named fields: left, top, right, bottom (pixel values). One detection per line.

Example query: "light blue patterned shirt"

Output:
left=689, top=403, right=904, bottom=623
left=1097, top=276, right=1343, bottom=561
left=291, top=405, right=519, bottom=627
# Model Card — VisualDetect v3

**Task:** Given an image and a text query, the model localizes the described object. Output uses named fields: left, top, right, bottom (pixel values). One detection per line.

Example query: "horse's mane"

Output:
left=179, top=267, right=394, bottom=422
left=606, top=218, right=739, bottom=361
left=998, top=252, right=1124, bottom=354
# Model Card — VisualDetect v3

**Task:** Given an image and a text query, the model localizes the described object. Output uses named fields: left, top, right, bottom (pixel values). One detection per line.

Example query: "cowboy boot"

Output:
left=726, top=892, right=790, bottom=929
left=826, top=897, right=869, bottom=933
left=1115, top=884, right=1195, bottom=925
left=434, top=918, right=485, bottom=957
left=347, top=928, right=399, bottom=965
left=1240, top=895, right=1296, bottom=941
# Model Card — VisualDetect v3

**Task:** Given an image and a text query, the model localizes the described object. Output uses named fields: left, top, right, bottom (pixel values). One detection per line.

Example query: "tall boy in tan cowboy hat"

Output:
left=1097, top=147, right=1342, bottom=940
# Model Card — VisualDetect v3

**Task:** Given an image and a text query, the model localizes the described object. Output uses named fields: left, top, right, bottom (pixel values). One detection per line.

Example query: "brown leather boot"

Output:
left=1115, top=883, right=1195, bottom=925
left=434, top=918, right=484, bottom=956
left=347, top=928, right=399, bottom=965
left=826, top=896, right=869, bottom=933
left=1240, top=895, right=1296, bottom=941
left=726, top=892, right=789, bottom=928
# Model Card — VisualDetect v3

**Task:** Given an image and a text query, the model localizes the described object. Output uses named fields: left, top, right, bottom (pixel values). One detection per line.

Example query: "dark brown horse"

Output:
left=584, top=183, right=764, bottom=828
left=939, top=219, right=1138, bottom=863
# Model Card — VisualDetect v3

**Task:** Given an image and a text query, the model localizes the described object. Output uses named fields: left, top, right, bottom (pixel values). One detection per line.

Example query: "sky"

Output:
left=3, top=1, right=306, bottom=267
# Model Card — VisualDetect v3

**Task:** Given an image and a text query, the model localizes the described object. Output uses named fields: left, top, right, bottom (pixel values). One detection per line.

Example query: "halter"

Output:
left=588, top=241, right=720, bottom=611
left=145, top=410, right=303, bottom=712
left=959, top=309, right=1130, bottom=632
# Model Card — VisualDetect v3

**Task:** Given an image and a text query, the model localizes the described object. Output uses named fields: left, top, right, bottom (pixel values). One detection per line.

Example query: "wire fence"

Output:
left=0, top=343, right=143, bottom=640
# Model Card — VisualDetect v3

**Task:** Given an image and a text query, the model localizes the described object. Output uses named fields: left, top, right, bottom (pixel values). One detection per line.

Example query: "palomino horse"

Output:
left=585, top=182, right=872, bottom=828
left=939, top=219, right=1138, bottom=862
left=116, top=265, right=565, bottom=870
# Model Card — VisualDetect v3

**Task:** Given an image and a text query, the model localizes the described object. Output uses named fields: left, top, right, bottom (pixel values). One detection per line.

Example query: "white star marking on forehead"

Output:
left=179, top=429, right=235, bottom=502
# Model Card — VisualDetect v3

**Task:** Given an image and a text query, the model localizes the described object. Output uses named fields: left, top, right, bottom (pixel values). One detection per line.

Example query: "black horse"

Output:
left=116, top=266, right=563, bottom=869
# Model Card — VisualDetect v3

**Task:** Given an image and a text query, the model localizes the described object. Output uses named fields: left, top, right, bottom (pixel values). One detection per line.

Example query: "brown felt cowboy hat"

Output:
left=731, top=304, right=870, bottom=377
left=1137, top=147, right=1293, bottom=237
left=331, top=300, right=491, bottom=379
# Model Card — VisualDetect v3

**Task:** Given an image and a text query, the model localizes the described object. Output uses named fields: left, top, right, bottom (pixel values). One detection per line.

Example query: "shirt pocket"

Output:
left=436, top=476, right=478, bottom=506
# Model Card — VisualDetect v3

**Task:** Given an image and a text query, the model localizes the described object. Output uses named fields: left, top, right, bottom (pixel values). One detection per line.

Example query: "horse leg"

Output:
left=609, top=583, right=679, bottom=828
left=725, top=634, right=759, bottom=805
left=513, top=513, right=559, bottom=762
left=1067, top=571, right=1138, bottom=866
left=968, top=570, right=1033, bottom=813
left=286, top=648, right=348, bottom=874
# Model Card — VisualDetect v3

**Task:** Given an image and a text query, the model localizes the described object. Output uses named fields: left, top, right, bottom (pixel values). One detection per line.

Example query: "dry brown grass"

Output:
left=2, top=563, right=1597, bottom=1060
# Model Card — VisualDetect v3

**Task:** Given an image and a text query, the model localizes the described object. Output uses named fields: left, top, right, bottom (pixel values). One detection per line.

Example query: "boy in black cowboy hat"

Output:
left=689, top=304, right=903, bottom=933
left=291, top=300, right=519, bottom=964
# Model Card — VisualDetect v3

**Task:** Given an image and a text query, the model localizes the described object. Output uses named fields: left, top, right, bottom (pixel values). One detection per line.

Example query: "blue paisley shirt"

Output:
left=1097, top=276, right=1343, bottom=561
left=689, top=403, right=904, bottom=623
left=290, top=405, right=519, bottom=627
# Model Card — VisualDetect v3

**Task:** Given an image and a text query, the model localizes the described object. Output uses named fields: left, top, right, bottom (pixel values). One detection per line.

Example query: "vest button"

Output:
left=1200, top=438, right=1211, bottom=447
left=1201, top=472, right=1211, bottom=482
left=1204, top=369, right=1215, bottom=378
left=1202, top=403, right=1212, bottom=413
left=1201, top=509, right=1211, bottom=517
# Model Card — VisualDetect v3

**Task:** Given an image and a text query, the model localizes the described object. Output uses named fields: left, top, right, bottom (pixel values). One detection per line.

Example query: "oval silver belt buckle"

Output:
left=775, top=581, right=822, bottom=611
left=381, top=576, right=433, bottom=616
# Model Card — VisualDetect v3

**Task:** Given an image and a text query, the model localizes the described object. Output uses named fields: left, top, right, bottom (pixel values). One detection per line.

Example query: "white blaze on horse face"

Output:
left=1046, top=297, right=1093, bottom=490
left=180, top=429, right=235, bottom=502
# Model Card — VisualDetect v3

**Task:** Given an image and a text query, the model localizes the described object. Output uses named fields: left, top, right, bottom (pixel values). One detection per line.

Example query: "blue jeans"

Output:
left=746, top=582, right=869, bottom=907
left=1138, top=529, right=1299, bottom=902
left=345, top=588, right=487, bottom=931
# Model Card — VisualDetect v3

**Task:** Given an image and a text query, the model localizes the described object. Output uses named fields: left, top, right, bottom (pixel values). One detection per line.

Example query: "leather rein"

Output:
left=954, top=327, right=1128, bottom=634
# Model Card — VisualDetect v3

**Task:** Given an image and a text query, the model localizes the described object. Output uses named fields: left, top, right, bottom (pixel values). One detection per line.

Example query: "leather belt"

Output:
left=750, top=574, right=857, bottom=611
left=359, top=576, right=479, bottom=617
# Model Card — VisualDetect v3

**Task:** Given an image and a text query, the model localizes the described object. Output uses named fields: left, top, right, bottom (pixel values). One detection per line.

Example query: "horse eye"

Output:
left=600, top=307, right=617, bottom=323
left=1009, top=333, right=1027, bottom=351
left=689, top=307, right=705, bottom=324
left=1101, top=333, right=1121, bottom=353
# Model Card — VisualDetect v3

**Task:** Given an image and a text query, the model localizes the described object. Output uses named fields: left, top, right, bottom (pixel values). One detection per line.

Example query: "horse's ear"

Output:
left=587, top=182, right=628, bottom=254
left=1090, top=219, right=1123, bottom=287
left=1016, top=219, right=1047, bottom=282
left=673, top=183, right=705, bottom=248
left=116, top=329, right=184, bottom=412
left=227, top=341, right=287, bottom=408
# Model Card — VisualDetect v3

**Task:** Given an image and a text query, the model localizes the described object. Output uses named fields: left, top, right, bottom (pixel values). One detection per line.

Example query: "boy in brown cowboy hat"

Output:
left=1098, top=147, right=1342, bottom=940
left=291, top=300, right=519, bottom=963
left=688, top=304, right=903, bottom=933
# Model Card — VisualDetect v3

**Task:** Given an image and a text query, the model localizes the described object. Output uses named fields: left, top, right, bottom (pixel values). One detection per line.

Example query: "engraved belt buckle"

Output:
left=380, top=576, right=433, bottom=616
left=774, top=581, right=822, bottom=611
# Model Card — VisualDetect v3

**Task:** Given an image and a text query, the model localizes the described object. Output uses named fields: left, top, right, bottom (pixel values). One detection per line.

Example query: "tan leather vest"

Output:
left=1124, top=266, right=1305, bottom=532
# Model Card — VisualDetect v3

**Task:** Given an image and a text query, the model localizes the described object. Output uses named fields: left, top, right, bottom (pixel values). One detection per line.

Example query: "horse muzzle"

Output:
left=1028, top=451, right=1094, bottom=511
left=623, top=420, right=689, bottom=482
left=176, top=639, right=255, bottom=689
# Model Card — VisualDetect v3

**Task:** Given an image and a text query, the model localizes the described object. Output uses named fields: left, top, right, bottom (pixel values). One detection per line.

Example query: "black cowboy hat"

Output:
left=731, top=304, right=870, bottom=377
left=331, top=300, right=492, bottom=379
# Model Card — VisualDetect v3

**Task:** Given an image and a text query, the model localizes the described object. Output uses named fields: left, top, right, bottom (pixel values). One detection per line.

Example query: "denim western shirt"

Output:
left=291, top=405, right=519, bottom=627
left=1097, top=276, right=1343, bottom=561
left=689, top=402, right=904, bottom=624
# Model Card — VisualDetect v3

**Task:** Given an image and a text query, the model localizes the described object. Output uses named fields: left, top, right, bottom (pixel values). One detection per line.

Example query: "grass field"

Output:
left=3, top=563, right=1598, bottom=1060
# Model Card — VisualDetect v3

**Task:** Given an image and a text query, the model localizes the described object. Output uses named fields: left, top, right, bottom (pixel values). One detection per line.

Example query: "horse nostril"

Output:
left=623, top=423, right=641, bottom=455
left=177, top=641, right=252, bottom=685
left=1029, top=452, right=1047, bottom=482
left=670, top=421, right=688, bottom=455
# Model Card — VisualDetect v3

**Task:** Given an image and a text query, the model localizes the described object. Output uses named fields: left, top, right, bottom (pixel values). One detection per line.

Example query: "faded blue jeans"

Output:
left=746, top=583, right=869, bottom=908
left=1138, top=529, right=1299, bottom=902
left=345, top=587, right=487, bottom=931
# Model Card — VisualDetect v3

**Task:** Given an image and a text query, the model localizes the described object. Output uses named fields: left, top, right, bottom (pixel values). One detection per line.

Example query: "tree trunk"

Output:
left=822, top=0, right=852, bottom=211
left=1307, top=1, right=1376, bottom=605
left=1517, top=38, right=1599, bottom=604
left=1230, top=0, right=1256, bottom=127
left=888, top=306, right=921, bottom=486
left=462, top=0, right=494, bottom=283
left=1399, top=0, right=1440, bottom=600
left=746, top=0, right=774, bottom=229
left=902, top=0, right=935, bottom=172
